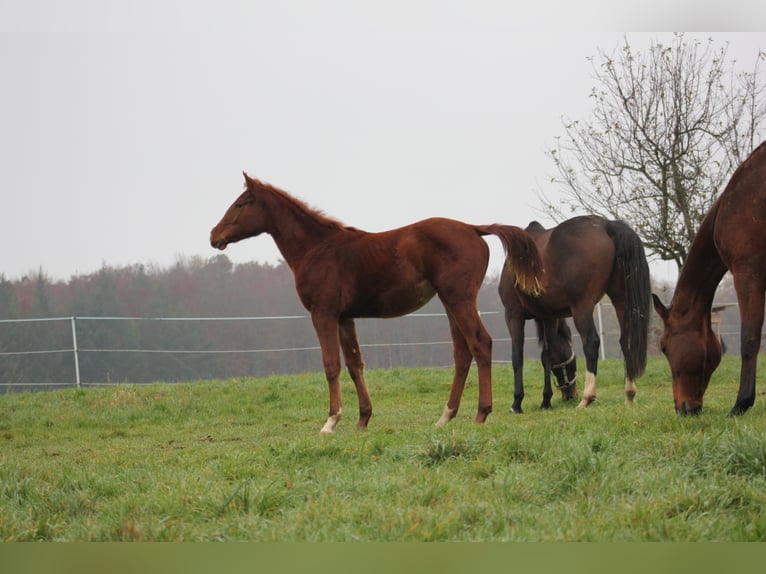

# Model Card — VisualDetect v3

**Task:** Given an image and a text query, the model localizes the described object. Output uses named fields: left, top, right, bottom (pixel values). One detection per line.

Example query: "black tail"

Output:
left=606, top=220, right=651, bottom=380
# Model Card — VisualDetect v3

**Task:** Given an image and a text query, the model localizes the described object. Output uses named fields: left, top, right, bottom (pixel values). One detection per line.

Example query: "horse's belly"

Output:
left=349, top=280, right=436, bottom=319
left=521, top=291, right=572, bottom=319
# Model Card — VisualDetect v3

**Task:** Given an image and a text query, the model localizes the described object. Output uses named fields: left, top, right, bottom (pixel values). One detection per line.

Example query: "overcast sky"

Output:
left=1, top=2, right=764, bottom=283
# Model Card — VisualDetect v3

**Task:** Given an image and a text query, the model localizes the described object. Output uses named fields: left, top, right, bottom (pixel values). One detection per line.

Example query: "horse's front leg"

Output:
left=730, top=283, right=765, bottom=416
left=339, top=318, right=373, bottom=429
left=311, top=313, right=343, bottom=434
left=539, top=319, right=556, bottom=410
left=508, top=311, right=526, bottom=414
left=540, top=349, right=554, bottom=410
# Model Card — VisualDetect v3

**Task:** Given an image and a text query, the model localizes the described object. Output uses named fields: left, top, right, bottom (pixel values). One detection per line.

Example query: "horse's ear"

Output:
left=242, top=172, right=257, bottom=194
left=652, top=293, right=670, bottom=323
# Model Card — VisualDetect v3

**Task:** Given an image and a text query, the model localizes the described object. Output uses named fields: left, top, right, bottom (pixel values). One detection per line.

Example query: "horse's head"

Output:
left=210, top=172, right=269, bottom=250
left=549, top=320, right=577, bottom=400
left=652, top=294, right=722, bottom=414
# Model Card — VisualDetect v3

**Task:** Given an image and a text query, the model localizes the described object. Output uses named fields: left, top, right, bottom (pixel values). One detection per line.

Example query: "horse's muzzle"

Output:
left=676, top=401, right=703, bottom=416
left=210, top=234, right=228, bottom=250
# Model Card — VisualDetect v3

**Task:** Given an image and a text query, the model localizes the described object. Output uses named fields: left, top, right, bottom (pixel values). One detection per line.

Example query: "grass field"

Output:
left=2, top=356, right=766, bottom=542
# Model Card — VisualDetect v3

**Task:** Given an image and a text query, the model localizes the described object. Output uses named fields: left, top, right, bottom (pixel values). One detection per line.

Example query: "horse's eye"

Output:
left=660, top=343, right=667, bottom=356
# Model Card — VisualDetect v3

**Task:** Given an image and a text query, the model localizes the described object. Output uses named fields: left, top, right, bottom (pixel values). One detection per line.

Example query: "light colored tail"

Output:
left=477, top=224, right=544, bottom=296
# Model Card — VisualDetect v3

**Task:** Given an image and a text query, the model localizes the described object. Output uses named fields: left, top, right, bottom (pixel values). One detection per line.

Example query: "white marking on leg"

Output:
left=625, top=378, right=637, bottom=403
left=435, top=405, right=457, bottom=427
left=577, top=371, right=597, bottom=408
left=320, top=409, right=342, bottom=434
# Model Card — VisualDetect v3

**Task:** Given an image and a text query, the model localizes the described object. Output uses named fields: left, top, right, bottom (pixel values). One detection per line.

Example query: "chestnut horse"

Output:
left=653, top=141, right=766, bottom=416
left=499, top=216, right=651, bottom=413
left=210, top=173, right=544, bottom=433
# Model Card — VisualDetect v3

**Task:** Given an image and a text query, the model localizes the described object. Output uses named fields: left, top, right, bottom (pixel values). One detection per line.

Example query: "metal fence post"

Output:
left=70, top=316, right=81, bottom=388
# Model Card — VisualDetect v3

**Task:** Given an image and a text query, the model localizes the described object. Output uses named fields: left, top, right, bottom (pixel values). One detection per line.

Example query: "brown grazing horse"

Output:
left=499, top=216, right=651, bottom=413
left=210, top=173, right=544, bottom=433
left=653, top=141, right=766, bottom=416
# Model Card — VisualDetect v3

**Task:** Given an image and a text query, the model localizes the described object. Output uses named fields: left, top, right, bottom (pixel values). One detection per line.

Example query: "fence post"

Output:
left=70, top=316, right=81, bottom=388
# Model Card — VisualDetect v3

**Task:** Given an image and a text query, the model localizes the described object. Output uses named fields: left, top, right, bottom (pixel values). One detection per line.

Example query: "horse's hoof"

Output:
left=508, top=407, right=523, bottom=414
left=356, top=415, right=371, bottom=430
left=320, top=412, right=341, bottom=434
left=435, top=405, right=457, bottom=427
left=576, top=397, right=595, bottom=409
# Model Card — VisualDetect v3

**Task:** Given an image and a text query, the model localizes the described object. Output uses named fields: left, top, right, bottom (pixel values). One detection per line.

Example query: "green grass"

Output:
left=2, top=356, right=766, bottom=541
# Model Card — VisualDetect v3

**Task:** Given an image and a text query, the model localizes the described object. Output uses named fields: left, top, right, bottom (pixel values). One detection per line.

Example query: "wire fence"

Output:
left=0, top=312, right=532, bottom=392
left=0, top=303, right=750, bottom=393
left=0, top=313, right=483, bottom=390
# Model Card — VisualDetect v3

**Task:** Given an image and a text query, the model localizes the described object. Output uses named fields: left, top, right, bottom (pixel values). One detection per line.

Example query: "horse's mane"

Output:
left=250, top=177, right=348, bottom=232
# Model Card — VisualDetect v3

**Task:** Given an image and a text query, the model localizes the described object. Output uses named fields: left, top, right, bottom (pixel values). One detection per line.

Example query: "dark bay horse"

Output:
left=499, top=216, right=651, bottom=413
left=653, top=141, right=766, bottom=416
left=210, top=173, right=544, bottom=433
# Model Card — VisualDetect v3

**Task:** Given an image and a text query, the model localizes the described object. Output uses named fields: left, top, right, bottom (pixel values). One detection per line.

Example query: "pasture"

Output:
left=2, top=357, right=766, bottom=542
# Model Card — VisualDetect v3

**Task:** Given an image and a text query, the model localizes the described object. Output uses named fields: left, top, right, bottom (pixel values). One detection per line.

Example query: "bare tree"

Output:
left=541, top=34, right=766, bottom=270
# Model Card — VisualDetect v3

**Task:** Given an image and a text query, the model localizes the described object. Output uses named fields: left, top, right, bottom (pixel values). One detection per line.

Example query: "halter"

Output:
left=551, top=351, right=577, bottom=391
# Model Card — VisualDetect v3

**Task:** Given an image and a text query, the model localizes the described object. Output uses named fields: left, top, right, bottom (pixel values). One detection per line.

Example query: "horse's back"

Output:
left=302, top=218, right=490, bottom=317
left=397, top=217, right=491, bottom=282
left=503, top=215, right=616, bottom=318
left=545, top=216, right=615, bottom=286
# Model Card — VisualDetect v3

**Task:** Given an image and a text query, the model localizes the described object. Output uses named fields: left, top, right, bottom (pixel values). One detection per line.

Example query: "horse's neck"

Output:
left=262, top=189, right=341, bottom=268
left=672, top=202, right=728, bottom=321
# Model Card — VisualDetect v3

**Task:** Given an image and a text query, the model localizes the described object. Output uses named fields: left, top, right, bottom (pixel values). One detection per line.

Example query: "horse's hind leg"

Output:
left=611, top=296, right=637, bottom=404
left=573, top=311, right=599, bottom=408
left=311, top=313, right=344, bottom=434
left=436, top=304, right=493, bottom=425
left=339, top=318, right=373, bottom=429
left=435, top=313, right=473, bottom=426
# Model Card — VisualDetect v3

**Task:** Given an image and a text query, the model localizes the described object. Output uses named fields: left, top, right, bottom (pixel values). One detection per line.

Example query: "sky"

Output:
left=1, top=2, right=764, bottom=284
